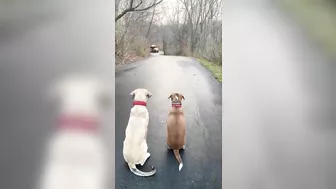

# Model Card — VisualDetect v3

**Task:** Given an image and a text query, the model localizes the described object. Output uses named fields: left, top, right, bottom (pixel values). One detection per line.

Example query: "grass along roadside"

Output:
left=279, top=0, right=336, bottom=60
left=196, top=58, right=222, bottom=82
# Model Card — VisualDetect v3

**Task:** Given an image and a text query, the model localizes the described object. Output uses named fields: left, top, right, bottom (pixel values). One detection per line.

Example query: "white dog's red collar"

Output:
left=172, top=103, right=182, bottom=108
left=133, top=101, right=146, bottom=106
left=58, top=115, right=98, bottom=132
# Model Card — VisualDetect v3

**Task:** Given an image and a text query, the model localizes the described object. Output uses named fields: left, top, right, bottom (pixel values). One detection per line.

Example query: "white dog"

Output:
left=38, top=74, right=110, bottom=189
left=123, top=88, right=156, bottom=177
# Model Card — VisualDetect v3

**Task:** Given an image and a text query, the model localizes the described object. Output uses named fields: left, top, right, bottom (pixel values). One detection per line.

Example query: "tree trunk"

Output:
left=162, top=38, right=167, bottom=54
left=146, top=6, right=156, bottom=39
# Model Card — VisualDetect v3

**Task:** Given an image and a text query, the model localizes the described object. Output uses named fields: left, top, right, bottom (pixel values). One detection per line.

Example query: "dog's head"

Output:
left=168, top=93, right=185, bottom=104
left=49, top=74, right=111, bottom=116
left=130, top=88, right=152, bottom=102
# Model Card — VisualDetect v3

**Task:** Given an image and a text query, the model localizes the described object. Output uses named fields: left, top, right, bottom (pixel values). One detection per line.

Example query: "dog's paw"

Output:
left=182, top=145, right=186, bottom=150
left=146, top=152, right=151, bottom=158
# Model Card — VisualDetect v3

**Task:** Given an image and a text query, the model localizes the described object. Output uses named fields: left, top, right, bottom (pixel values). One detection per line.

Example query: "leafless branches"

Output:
left=115, top=0, right=222, bottom=65
left=115, top=0, right=164, bottom=64
left=164, top=0, right=222, bottom=62
left=115, top=0, right=163, bottom=22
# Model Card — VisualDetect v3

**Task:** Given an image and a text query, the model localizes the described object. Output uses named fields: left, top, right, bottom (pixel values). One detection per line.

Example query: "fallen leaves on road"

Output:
left=116, top=53, right=148, bottom=66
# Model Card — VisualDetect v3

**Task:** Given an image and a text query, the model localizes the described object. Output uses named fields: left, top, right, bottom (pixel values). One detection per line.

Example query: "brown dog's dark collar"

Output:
left=172, top=102, right=182, bottom=108
left=58, top=114, right=98, bottom=132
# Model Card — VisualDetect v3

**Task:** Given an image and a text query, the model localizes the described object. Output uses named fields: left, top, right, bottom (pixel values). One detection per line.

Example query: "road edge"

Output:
left=191, top=57, right=222, bottom=83
left=115, top=56, right=155, bottom=73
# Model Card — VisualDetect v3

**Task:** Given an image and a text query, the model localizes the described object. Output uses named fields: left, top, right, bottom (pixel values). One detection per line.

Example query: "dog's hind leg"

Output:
left=140, top=152, right=151, bottom=166
left=140, top=141, right=150, bottom=166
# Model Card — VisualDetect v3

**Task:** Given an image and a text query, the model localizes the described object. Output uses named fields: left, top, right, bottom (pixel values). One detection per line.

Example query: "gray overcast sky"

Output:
left=157, top=0, right=179, bottom=25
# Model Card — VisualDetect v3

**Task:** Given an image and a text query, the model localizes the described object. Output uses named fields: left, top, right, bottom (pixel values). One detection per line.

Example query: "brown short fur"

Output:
left=166, top=93, right=186, bottom=169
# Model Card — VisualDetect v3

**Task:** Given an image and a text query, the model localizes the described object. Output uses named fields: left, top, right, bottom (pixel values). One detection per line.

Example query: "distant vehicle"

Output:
left=150, top=45, right=159, bottom=53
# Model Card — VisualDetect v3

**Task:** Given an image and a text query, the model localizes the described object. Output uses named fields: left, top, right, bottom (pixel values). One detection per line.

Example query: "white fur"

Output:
left=123, top=89, right=154, bottom=174
left=179, top=163, right=183, bottom=171
left=39, top=74, right=109, bottom=189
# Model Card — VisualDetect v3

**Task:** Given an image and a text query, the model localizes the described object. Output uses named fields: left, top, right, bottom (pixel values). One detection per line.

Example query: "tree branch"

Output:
left=134, top=0, right=163, bottom=12
left=115, top=0, right=163, bottom=22
left=115, top=8, right=134, bottom=22
left=134, top=0, right=143, bottom=9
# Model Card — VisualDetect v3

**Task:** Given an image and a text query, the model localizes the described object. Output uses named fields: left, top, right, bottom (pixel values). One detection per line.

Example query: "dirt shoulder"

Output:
left=115, top=53, right=149, bottom=66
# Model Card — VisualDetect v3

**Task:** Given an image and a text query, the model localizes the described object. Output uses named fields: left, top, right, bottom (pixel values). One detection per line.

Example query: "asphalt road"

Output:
left=115, top=55, right=222, bottom=189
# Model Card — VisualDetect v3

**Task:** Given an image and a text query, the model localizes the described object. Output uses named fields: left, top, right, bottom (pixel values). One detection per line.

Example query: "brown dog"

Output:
left=166, top=93, right=186, bottom=171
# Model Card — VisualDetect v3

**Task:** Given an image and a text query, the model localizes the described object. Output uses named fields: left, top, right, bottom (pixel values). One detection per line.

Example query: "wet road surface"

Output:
left=115, top=56, right=222, bottom=189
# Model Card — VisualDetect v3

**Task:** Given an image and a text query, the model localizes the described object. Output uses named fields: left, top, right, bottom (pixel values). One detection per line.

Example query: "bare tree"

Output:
left=116, top=0, right=164, bottom=64
left=146, top=5, right=156, bottom=39
left=161, top=0, right=222, bottom=62
left=115, top=0, right=164, bottom=22
left=115, top=0, right=222, bottom=65
left=165, top=1, right=189, bottom=55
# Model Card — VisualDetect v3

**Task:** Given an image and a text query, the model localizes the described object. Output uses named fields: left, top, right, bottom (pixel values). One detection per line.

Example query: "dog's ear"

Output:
left=146, top=91, right=152, bottom=98
left=130, top=90, right=136, bottom=99
left=168, top=93, right=174, bottom=100
left=182, top=95, right=185, bottom=100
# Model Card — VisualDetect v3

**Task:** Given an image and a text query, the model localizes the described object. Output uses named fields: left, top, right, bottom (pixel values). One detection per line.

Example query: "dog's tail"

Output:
left=128, top=163, right=156, bottom=177
left=173, top=149, right=183, bottom=171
